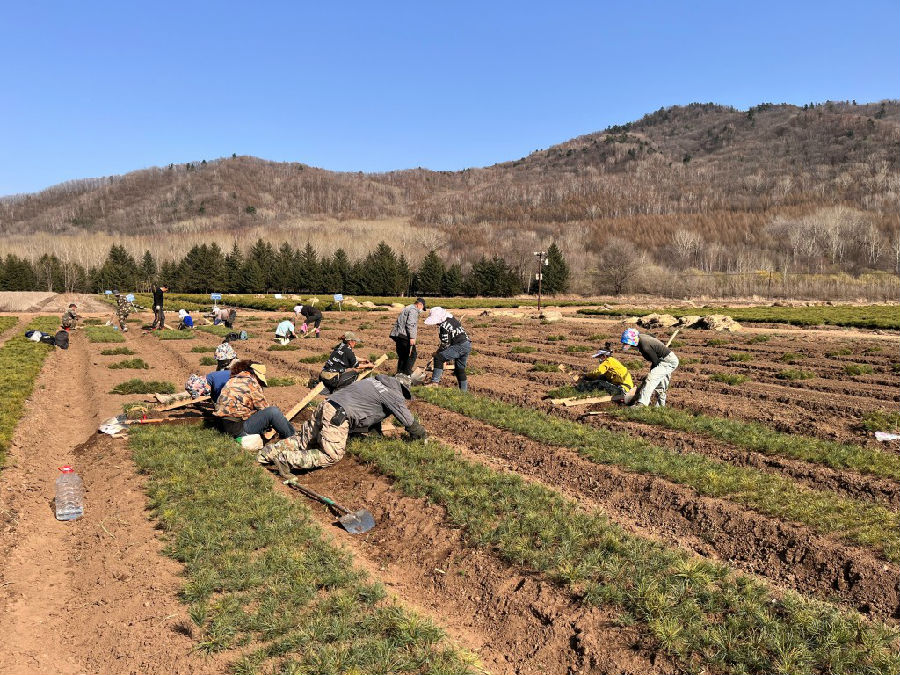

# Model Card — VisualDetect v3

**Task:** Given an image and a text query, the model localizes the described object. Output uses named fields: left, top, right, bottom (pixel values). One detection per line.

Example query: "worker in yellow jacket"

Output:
left=579, top=343, right=635, bottom=400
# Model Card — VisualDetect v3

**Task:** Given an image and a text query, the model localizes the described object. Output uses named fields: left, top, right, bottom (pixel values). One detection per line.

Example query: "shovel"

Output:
left=284, top=481, right=376, bottom=534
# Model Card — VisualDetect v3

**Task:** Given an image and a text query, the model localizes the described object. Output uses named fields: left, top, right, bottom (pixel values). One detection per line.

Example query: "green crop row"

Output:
left=0, top=317, right=55, bottom=463
left=416, top=388, right=900, bottom=562
left=84, top=325, right=126, bottom=343
left=128, top=425, right=476, bottom=674
left=350, top=435, right=900, bottom=675
left=0, top=316, right=18, bottom=334
left=110, top=379, right=176, bottom=395
left=613, top=406, right=900, bottom=482
left=576, top=304, right=900, bottom=330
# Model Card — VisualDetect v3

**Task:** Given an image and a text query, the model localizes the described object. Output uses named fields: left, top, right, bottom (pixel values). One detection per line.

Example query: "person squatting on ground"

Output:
left=319, top=331, right=373, bottom=392
left=213, top=360, right=295, bottom=439
left=579, top=342, right=635, bottom=399
left=177, top=309, right=194, bottom=330
left=213, top=307, right=237, bottom=328
left=61, top=303, right=80, bottom=330
left=215, top=337, right=238, bottom=370
left=293, top=303, right=323, bottom=338
left=111, top=292, right=136, bottom=331
left=150, top=284, right=168, bottom=329
left=274, top=318, right=297, bottom=345
left=424, top=307, right=471, bottom=391
left=258, top=373, right=426, bottom=474
left=390, top=297, right=425, bottom=375
left=621, top=328, right=679, bottom=406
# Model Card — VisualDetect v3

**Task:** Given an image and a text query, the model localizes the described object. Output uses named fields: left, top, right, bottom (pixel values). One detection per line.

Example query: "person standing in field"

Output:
left=112, top=292, right=136, bottom=331
left=390, top=297, right=425, bottom=375
left=150, top=284, right=168, bottom=330
left=423, top=306, right=472, bottom=391
left=620, top=328, right=679, bottom=406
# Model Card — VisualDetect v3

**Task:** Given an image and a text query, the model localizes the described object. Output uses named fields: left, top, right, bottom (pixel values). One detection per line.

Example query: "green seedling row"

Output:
left=128, top=425, right=477, bottom=674
left=350, top=435, right=900, bottom=675
left=110, top=379, right=176, bottom=395
left=577, top=304, right=900, bottom=330
left=0, top=317, right=18, bottom=334
left=417, top=388, right=900, bottom=562
left=614, top=406, right=900, bottom=482
left=156, top=329, right=195, bottom=340
left=108, top=358, right=150, bottom=370
left=85, top=325, right=126, bottom=343
left=100, top=346, right=135, bottom=356
left=0, top=317, right=55, bottom=463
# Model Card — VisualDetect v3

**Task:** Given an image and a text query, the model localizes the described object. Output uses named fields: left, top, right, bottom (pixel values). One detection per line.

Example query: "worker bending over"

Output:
left=177, top=309, right=194, bottom=329
left=293, top=304, right=323, bottom=338
left=274, top=318, right=297, bottom=345
left=580, top=342, right=634, bottom=399
left=213, top=360, right=295, bottom=439
left=320, top=331, right=372, bottom=392
left=215, top=337, right=238, bottom=370
left=108, top=291, right=136, bottom=331
left=259, top=373, right=426, bottom=475
left=424, top=307, right=471, bottom=391
left=620, top=328, right=679, bottom=407
left=390, top=297, right=425, bottom=375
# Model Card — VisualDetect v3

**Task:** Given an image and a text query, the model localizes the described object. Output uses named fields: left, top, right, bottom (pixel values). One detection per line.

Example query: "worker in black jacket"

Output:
left=319, top=331, right=373, bottom=392
left=424, top=307, right=471, bottom=391
left=293, top=303, right=323, bottom=338
left=258, top=373, right=426, bottom=475
left=150, top=284, right=168, bottom=330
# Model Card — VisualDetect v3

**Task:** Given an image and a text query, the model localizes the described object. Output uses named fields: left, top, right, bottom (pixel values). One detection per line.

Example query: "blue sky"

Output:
left=2, top=0, right=897, bottom=196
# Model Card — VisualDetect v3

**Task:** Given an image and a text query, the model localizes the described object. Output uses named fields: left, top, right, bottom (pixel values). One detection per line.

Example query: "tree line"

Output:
left=0, top=240, right=570, bottom=298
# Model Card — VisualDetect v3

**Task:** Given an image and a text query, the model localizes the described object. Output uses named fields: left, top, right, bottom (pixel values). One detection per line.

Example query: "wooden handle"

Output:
left=286, top=353, right=388, bottom=420
left=666, top=329, right=681, bottom=348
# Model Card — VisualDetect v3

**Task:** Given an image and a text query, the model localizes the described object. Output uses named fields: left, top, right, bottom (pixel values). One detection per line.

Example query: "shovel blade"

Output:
left=338, top=509, right=376, bottom=534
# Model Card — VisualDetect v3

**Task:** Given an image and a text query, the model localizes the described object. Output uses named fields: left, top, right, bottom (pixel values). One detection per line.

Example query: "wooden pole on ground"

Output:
left=286, top=353, right=387, bottom=421
left=157, top=395, right=210, bottom=411
left=550, top=395, right=612, bottom=407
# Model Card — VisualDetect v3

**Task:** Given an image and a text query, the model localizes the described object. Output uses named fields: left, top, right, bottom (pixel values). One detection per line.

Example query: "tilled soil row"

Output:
left=263, top=452, right=671, bottom=675
left=412, top=402, right=900, bottom=621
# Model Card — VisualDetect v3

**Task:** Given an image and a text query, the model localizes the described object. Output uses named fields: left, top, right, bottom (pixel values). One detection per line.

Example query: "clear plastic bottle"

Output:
left=55, top=466, right=84, bottom=521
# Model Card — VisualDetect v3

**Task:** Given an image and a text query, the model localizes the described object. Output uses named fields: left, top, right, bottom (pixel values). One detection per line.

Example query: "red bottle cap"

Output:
left=59, top=466, right=74, bottom=473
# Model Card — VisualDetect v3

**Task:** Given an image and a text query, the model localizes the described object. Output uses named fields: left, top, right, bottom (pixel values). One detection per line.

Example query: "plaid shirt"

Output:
left=213, top=373, right=267, bottom=420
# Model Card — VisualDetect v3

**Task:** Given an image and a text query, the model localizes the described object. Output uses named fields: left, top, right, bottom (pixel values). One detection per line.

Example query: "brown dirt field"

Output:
left=0, top=304, right=898, bottom=672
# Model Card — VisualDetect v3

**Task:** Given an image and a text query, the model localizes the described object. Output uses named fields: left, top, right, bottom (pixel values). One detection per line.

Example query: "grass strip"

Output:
left=0, top=317, right=54, bottom=463
left=417, top=388, right=900, bottom=562
left=861, top=411, right=900, bottom=433
left=108, top=358, right=150, bottom=370
left=199, top=356, right=216, bottom=366
left=298, top=353, right=329, bottom=364
left=157, top=329, right=195, bottom=340
left=110, top=379, right=176, bottom=395
left=266, top=377, right=296, bottom=387
left=191, top=345, right=215, bottom=353
left=128, top=425, right=476, bottom=674
left=268, top=344, right=299, bottom=351
left=197, top=324, right=252, bottom=338
left=0, top=316, right=18, bottom=334
left=613, top=406, right=900, bottom=482
left=350, top=435, right=900, bottom=675
left=710, top=373, right=750, bottom=385
left=100, top=346, right=135, bottom=355
left=85, top=325, right=126, bottom=343
left=576, top=304, right=900, bottom=330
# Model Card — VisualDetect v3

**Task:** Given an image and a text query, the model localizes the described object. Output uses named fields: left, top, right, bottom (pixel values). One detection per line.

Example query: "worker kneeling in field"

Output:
left=579, top=342, right=635, bottom=400
left=319, top=331, right=373, bottom=392
left=213, top=360, right=296, bottom=439
left=258, top=373, right=426, bottom=475
left=620, top=328, right=679, bottom=407
left=424, top=307, right=471, bottom=391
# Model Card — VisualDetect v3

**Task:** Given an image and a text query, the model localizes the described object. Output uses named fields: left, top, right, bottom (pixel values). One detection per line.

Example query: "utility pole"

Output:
left=533, top=250, right=547, bottom=317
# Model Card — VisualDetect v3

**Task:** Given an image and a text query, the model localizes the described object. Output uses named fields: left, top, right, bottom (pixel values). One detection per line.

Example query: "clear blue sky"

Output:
left=2, top=0, right=897, bottom=196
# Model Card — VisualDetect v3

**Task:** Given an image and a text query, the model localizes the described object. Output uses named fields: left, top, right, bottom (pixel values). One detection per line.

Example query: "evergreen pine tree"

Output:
left=242, top=259, right=267, bottom=293
left=441, top=264, right=463, bottom=296
left=96, top=245, right=140, bottom=291
left=541, top=242, right=570, bottom=294
left=140, top=251, right=157, bottom=292
left=417, top=250, right=445, bottom=295
left=296, top=243, right=320, bottom=292
left=331, top=249, right=352, bottom=293
left=273, top=243, right=296, bottom=292
left=224, top=243, right=244, bottom=292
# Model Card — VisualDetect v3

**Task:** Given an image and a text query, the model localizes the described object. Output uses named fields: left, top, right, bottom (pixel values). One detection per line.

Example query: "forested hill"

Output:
left=2, top=100, right=897, bottom=240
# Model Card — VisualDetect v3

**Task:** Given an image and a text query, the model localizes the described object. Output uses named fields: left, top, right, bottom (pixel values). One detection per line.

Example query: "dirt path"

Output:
left=0, top=327, right=226, bottom=674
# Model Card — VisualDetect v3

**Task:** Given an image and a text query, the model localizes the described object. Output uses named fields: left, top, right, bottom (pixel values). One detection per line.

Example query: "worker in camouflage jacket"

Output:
left=258, top=373, right=426, bottom=475
left=61, top=304, right=80, bottom=330
left=113, top=292, right=136, bottom=331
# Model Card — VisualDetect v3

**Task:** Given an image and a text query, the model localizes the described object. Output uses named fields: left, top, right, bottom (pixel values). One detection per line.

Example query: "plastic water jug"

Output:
left=55, top=466, right=84, bottom=521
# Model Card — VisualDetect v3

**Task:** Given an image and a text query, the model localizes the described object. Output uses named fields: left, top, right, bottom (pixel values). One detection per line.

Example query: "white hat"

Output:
left=424, top=307, right=450, bottom=325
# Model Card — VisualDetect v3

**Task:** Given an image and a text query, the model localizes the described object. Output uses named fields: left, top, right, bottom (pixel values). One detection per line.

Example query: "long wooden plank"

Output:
left=551, top=395, right=612, bottom=407
left=158, top=395, right=210, bottom=411
left=286, top=354, right=388, bottom=420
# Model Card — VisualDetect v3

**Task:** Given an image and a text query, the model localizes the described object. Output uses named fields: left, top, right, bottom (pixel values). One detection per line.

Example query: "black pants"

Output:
left=392, top=337, right=417, bottom=375
left=320, top=369, right=358, bottom=392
